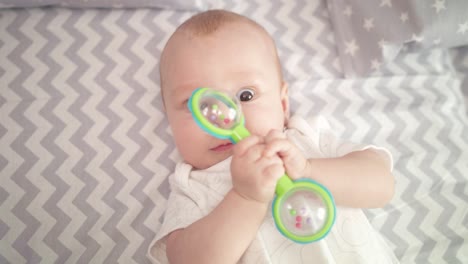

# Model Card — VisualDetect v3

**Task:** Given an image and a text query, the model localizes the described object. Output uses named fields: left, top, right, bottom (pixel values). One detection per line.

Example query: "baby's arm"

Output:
left=303, top=149, right=394, bottom=208
left=166, top=136, right=284, bottom=264
left=264, top=130, right=395, bottom=208
left=166, top=190, right=267, bottom=264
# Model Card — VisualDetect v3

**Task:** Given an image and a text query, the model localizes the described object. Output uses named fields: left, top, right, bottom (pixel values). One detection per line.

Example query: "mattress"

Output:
left=0, top=1, right=467, bottom=263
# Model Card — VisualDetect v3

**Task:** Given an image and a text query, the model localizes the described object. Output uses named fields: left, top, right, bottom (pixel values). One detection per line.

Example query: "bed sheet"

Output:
left=0, top=1, right=467, bottom=263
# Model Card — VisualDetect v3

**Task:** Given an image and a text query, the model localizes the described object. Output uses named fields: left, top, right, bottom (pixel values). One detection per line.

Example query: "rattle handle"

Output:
left=231, top=125, right=295, bottom=196
left=275, top=175, right=294, bottom=196
left=231, top=125, right=251, bottom=143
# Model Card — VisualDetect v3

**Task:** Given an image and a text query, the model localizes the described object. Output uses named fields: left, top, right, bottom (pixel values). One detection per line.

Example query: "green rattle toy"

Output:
left=188, top=87, right=336, bottom=243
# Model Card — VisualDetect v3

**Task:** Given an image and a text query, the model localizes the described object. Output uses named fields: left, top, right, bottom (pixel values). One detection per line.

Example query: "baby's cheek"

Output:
left=173, top=125, right=197, bottom=152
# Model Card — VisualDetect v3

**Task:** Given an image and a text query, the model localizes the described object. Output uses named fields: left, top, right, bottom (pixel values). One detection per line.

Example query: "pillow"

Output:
left=450, top=46, right=468, bottom=112
left=0, top=0, right=208, bottom=10
left=327, top=0, right=468, bottom=77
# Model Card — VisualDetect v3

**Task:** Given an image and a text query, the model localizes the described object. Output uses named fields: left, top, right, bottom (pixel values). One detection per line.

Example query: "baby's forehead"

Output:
left=161, top=20, right=272, bottom=69
left=159, top=14, right=282, bottom=96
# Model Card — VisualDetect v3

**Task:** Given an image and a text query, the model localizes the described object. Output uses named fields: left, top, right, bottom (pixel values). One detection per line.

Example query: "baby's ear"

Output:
left=159, top=86, right=167, bottom=113
left=280, top=81, right=290, bottom=124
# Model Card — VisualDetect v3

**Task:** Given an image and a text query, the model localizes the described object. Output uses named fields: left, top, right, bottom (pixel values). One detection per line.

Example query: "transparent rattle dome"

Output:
left=279, top=188, right=328, bottom=236
left=198, top=89, right=242, bottom=130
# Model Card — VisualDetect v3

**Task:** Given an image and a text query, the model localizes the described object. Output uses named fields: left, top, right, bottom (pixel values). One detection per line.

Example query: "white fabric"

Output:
left=148, top=115, right=398, bottom=264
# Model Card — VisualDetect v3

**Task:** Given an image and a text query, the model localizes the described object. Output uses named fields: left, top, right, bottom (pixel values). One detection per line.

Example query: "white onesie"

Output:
left=148, top=115, right=399, bottom=264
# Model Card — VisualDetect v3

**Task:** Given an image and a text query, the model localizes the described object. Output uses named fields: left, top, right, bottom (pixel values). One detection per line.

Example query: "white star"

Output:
left=344, top=39, right=359, bottom=57
left=363, top=18, right=375, bottom=31
left=457, top=21, right=468, bottom=35
left=343, top=5, right=353, bottom=17
left=400, top=12, right=409, bottom=23
left=380, top=0, right=392, bottom=7
left=432, top=0, right=446, bottom=14
left=378, top=39, right=387, bottom=50
left=371, top=59, right=381, bottom=70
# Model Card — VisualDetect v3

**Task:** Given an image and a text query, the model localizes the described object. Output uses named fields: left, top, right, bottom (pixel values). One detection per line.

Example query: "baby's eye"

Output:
left=237, top=88, right=255, bottom=102
left=182, top=99, right=190, bottom=111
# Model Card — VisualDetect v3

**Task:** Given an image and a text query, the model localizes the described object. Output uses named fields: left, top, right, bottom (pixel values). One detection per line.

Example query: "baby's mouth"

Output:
left=210, top=142, right=233, bottom=152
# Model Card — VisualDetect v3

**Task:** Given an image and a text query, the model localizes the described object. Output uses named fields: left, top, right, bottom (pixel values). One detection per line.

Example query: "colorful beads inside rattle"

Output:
left=201, top=102, right=237, bottom=128
left=281, top=189, right=329, bottom=237
left=288, top=207, right=313, bottom=230
left=197, top=92, right=242, bottom=130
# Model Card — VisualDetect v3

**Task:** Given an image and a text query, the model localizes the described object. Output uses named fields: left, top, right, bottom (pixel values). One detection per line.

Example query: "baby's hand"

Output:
left=231, top=135, right=285, bottom=203
left=263, top=129, right=308, bottom=180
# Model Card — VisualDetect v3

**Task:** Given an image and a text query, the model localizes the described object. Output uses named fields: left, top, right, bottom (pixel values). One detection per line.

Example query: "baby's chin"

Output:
left=188, top=152, right=233, bottom=170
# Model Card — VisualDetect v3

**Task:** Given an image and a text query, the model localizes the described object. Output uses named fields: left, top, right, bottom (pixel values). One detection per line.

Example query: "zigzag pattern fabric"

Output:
left=0, top=1, right=467, bottom=263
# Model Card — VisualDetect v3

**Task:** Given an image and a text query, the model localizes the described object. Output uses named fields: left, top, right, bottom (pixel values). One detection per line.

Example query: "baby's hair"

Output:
left=159, top=9, right=283, bottom=105
left=177, top=9, right=262, bottom=36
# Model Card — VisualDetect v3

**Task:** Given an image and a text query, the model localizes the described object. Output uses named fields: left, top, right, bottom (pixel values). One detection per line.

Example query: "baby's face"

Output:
left=162, top=22, right=289, bottom=169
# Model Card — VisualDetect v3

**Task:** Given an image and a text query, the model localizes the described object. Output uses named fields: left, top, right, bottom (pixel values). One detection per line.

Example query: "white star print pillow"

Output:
left=327, top=0, right=468, bottom=77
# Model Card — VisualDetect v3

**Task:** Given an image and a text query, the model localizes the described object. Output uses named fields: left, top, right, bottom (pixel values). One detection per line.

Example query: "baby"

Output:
left=150, top=9, right=398, bottom=264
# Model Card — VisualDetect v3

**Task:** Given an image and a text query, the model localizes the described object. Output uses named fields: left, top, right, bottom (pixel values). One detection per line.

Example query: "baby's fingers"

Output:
left=260, top=157, right=285, bottom=190
left=265, top=129, right=286, bottom=143
left=263, top=137, right=293, bottom=158
left=263, top=163, right=285, bottom=181
left=234, top=135, right=262, bottom=157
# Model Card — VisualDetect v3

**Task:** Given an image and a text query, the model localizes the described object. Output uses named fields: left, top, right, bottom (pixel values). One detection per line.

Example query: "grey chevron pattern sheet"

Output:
left=0, top=1, right=467, bottom=264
